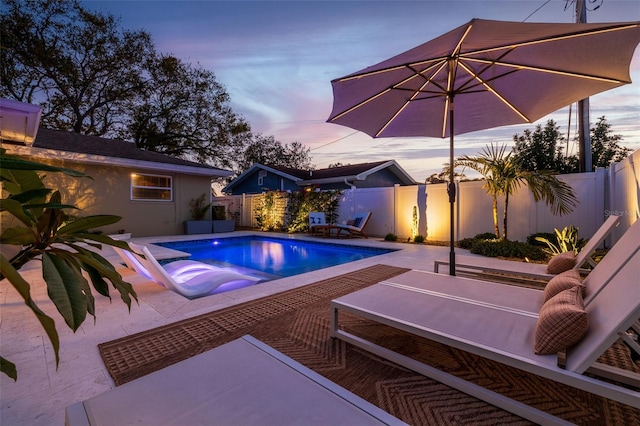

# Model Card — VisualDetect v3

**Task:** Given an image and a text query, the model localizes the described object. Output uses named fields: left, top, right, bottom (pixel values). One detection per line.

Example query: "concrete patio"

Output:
left=0, top=231, right=454, bottom=425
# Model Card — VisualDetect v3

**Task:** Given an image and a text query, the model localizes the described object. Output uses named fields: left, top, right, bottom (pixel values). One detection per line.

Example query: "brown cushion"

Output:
left=546, top=251, right=577, bottom=274
left=535, top=286, right=589, bottom=355
left=543, top=269, right=584, bottom=302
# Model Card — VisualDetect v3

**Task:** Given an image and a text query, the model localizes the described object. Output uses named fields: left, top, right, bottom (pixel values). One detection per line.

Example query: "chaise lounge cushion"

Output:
left=546, top=251, right=577, bottom=274
left=534, top=286, right=589, bottom=355
left=543, top=269, right=584, bottom=302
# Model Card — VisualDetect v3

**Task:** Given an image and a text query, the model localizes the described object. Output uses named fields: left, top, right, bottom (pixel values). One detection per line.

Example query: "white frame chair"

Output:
left=336, top=212, right=372, bottom=239
left=331, top=220, right=640, bottom=424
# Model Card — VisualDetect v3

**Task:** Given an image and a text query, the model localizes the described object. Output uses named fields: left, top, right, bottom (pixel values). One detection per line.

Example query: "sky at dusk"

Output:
left=82, top=0, right=640, bottom=181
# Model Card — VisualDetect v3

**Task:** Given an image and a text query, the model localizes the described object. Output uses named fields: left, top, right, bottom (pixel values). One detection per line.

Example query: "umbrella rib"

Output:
left=458, top=22, right=639, bottom=58
left=464, top=57, right=629, bottom=84
left=458, top=61, right=530, bottom=122
left=332, top=58, right=446, bottom=82
left=375, top=77, right=436, bottom=137
left=329, top=88, right=393, bottom=121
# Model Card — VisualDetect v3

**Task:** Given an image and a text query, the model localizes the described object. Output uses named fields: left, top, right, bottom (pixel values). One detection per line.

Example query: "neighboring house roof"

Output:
left=297, top=161, right=416, bottom=186
left=2, top=127, right=233, bottom=178
left=223, top=160, right=417, bottom=193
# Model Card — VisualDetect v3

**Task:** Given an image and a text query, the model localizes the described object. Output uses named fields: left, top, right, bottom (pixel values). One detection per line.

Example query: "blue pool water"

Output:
left=156, top=236, right=396, bottom=281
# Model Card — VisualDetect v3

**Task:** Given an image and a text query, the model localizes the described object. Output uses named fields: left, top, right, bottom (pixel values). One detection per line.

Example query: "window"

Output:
left=258, top=170, right=267, bottom=186
left=130, top=173, right=172, bottom=201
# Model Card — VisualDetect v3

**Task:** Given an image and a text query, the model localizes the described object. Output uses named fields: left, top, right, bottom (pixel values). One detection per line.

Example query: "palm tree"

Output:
left=454, top=144, right=579, bottom=240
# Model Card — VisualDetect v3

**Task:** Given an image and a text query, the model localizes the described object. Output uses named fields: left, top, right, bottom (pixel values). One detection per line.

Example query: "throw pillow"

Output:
left=352, top=217, right=362, bottom=228
left=543, top=269, right=584, bottom=302
left=546, top=251, right=577, bottom=274
left=534, top=286, right=589, bottom=355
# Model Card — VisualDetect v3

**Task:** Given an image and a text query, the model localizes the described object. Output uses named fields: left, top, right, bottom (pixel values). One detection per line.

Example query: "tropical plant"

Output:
left=188, top=193, right=211, bottom=220
left=0, top=149, right=137, bottom=381
left=535, top=225, right=581, bottom=256
left=453, top=144, right=579, bottom=240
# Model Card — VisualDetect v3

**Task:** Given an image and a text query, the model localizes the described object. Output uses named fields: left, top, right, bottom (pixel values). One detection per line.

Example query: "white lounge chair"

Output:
left=332, top=256, right=640, bottom=423
left=434, top=214, right=621, bottom=281
left=331, top=221, right=640, bottom=424
left=65, top=335, right=406, bottom=426
left=112, top=245, right=220, bottom=284
left=121, top=243, right=261, bottom=298
left=383, top=217, right=640, bottom=316
left=336, top=211, right=372, bottom=238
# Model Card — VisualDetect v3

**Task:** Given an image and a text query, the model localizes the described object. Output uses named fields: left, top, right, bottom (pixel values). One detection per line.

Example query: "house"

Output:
left=1, top=99, right=232, bottom=237
left=222, top=161, right=417, bottom=195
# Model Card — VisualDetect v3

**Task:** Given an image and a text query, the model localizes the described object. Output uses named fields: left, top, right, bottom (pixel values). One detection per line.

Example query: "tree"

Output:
left=512, top=117, right=630, bottom=173
left=425, top=171, right=466, bottom=184
left=123, top=55, right=251, bottom=170
left=0, top=149, right=137, bottom=381
left=512, top=120, right=577, bottom=173
left=1, top=0, right=254, bottom=172
left=590, top=116, right=632, bottom=167
left=1, top=0, right=153, bottom=135
left=232, top=134, right=314, bottom=175
left=454, top=144, right=579, bottom=240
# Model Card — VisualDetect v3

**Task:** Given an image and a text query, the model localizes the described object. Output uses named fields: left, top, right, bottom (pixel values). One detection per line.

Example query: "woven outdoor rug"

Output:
left=99, top=264, right=640, bottom=425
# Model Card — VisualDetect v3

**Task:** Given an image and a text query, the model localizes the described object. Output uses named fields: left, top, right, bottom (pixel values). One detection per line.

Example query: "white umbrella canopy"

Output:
left=328, top=19, right=640, bottom=139
left=327, top=18, right=640, bottom=275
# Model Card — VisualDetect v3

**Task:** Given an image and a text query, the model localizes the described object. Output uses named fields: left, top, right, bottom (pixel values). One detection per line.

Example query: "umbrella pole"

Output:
left=448, top=97, right=456, bottom=276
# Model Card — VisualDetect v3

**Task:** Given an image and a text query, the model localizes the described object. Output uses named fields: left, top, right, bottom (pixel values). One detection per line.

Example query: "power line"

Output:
left=523, top=0, right=552, bottom=22
left=311, top=131, right=359, bottom=150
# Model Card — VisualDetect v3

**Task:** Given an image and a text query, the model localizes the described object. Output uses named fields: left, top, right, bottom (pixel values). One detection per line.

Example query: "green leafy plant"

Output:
left=526, top=232, right=557, bottom=247
left=535, top=225, right=581, bottom=256
left=285, top=189, right=341, bottom=233
left=384, top=233, right=398, bottom=242
left=188, top=193, right=211, bottom=220
left=413, top=235, right=425, bottom=243
left=0, top=149, right=137, bottom=381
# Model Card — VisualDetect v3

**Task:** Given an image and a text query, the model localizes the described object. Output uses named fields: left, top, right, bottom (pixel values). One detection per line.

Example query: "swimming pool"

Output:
left=156, top=236, right=396, bottom=282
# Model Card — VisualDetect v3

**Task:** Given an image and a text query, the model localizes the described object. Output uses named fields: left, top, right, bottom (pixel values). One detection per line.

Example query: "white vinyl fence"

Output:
left=215, top=150, right=639, bottom=246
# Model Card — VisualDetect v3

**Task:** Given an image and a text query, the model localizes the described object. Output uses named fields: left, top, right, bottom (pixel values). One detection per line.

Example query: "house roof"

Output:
left=222, top=160, right=417, bottom=193
left=298, top=161, right=416, bottom=185
left=2, top=127, right=233, bottom=178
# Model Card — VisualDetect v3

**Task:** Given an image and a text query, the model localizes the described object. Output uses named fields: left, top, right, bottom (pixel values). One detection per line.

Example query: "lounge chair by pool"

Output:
left=116, top=243, right=260, bottom=298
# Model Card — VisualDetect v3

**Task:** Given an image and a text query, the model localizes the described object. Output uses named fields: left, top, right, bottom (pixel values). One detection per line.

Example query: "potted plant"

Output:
left=184, top=194, right=213, bottom=234
left=212, top=204, right=235, bottom=233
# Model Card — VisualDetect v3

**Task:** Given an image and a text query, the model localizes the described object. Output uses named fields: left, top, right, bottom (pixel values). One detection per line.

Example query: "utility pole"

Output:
left=576, top=0, right=593, bottom=172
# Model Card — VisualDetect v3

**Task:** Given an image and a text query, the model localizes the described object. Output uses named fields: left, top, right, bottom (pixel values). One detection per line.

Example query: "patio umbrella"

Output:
left=327, top=18, right=640, bottom=275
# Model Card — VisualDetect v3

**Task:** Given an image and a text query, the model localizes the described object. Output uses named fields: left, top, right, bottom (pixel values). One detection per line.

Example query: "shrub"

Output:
left=384, top=233, right=398, bottom=241
left=457, top=237, right=477, bottom=250
left=413, top=235, right=425, bottom=243
left=458, top=232, right=498, bottom=250
left=469, top=239, right=546, bottom=261
left=474, top=232, right=498, bottom=240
